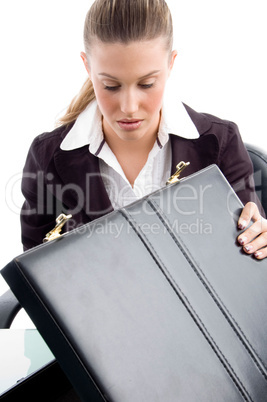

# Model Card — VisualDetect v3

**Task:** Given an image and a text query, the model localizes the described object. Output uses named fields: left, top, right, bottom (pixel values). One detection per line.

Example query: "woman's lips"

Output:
left=117, top=119, right=143, bottom=131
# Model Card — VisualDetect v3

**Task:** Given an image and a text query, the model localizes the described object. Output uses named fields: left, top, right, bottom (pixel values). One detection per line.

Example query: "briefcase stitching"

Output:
left=147, top=198, right=267, bottom=382
left=120, top=208, right=253, bottom=402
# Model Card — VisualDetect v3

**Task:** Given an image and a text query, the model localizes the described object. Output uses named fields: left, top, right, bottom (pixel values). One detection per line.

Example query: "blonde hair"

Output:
left=58, top=0, right=173, bottom=126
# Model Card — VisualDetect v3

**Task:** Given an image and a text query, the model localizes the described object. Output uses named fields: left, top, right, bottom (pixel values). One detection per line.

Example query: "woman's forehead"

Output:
left=88, top=38, right=170, bottom=72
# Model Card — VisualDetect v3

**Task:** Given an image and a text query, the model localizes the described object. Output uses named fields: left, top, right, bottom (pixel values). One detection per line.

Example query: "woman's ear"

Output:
left=168, top=50, right=178, bottom=76
left=80, top=52, right=91, bottom=77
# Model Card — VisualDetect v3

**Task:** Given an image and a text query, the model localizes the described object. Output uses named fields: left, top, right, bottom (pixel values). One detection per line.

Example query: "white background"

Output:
left=1, top=0, right=267, bottom=302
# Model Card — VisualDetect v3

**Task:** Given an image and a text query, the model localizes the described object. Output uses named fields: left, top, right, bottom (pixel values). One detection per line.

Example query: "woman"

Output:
left=21, top=0, right=267, bottom=258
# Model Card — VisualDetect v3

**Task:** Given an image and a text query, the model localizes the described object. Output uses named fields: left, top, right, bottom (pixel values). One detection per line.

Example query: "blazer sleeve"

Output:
left=20, top=137, right=65, bottom=250
left=216, top=120, right=265, bottom=216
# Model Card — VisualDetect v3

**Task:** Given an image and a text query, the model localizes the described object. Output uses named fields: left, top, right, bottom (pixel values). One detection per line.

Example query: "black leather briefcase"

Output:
left=2, top=164, right=267, bottom=401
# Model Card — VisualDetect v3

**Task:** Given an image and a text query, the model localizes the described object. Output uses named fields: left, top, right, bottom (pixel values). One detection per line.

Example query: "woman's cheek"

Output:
left=146, top=88, right=165, bottom=114
left=95, top=89, right=116, bottom=117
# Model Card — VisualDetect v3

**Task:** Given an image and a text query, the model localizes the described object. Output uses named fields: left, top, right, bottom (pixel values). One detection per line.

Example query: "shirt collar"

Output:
left=60, top=101, right=104, bottom=153
left=60, top=96, right=199, bottom=152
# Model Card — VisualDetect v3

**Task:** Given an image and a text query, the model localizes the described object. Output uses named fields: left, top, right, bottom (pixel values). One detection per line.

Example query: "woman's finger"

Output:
left=237, top=202, right=267, bottom=259
left=254, top=247, right=267, bottom=260
left=238, top=218, right=267, bottom=246
left=237, top=201, right=261, bottom=230
left=239, top=228, right=267, bottom=254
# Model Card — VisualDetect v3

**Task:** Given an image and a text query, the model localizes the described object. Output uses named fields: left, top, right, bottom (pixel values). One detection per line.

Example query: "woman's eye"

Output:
left=104, top=85, right=120, bottom=92
left=140, top=83, right=154, bottom=89
left=104, top=83, right=154, bottom=91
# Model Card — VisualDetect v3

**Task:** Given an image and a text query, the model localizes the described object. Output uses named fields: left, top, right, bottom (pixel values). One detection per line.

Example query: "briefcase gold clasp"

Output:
left=43, top=213, right=72, bottom=243
left=166, top=161, right=190, bottom=185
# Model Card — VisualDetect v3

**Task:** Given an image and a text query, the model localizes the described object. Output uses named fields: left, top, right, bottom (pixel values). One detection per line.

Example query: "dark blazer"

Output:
left=21, top=104, right=262, bottom=250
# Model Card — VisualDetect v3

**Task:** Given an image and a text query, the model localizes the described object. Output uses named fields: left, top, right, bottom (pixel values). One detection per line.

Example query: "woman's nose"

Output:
left=120, top=88, right=139, bottom=116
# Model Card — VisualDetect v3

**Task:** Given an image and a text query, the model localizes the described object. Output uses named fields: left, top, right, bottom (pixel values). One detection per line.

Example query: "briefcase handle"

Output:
left=166, top=161, right=190, bottom=184
left=43, top=213, right=72, bottom=243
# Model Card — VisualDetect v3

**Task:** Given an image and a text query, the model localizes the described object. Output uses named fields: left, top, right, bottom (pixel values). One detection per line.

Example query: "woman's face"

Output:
left=82, top=39, right=177, bottom=145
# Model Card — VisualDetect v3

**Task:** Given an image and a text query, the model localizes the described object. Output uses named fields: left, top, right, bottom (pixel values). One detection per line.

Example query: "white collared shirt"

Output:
left=60, top=94, right=199, bottom=209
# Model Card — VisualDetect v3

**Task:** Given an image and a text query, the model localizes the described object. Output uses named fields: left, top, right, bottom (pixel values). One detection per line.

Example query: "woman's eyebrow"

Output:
left=98, top=70, right=161, bottom=80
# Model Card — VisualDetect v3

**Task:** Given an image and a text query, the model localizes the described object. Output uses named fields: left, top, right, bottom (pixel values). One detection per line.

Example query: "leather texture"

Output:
left=2, top=165, right=267, bottom=402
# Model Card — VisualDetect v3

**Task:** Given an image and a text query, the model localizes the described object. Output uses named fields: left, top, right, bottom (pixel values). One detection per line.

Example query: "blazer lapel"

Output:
left=170, top=134, right=220, bottom=178
left=54, top=146, right=113, bottom=221
left=169, top=104, right=220, bottom=177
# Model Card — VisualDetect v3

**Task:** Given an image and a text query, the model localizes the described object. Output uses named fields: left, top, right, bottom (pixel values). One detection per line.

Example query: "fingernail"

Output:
left=238, top=236, right=247, bottom=245
left=244, top=244, right=252, bottom=252
left=254, top=251, right=262, bottom=258
left=238, top=220, right=247, bottom=230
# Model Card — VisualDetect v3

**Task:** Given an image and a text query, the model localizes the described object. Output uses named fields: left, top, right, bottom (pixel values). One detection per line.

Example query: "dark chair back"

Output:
left=245, top=143, right=267, bottom=217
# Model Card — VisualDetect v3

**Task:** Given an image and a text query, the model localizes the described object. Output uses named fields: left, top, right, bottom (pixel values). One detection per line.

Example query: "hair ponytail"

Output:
left=57, top=77, right=95, bottom=126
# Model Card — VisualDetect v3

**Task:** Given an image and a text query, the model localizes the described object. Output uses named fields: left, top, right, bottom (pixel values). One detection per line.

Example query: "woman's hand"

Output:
left=237, top=202, right=267, bottom=259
